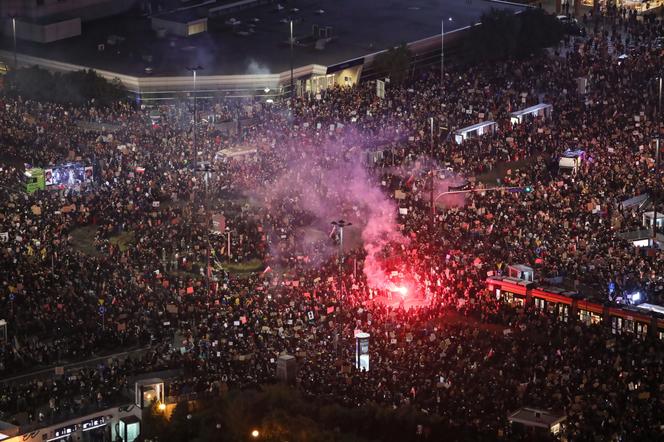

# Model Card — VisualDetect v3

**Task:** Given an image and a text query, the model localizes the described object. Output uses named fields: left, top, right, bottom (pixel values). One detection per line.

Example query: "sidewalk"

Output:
left=0, top=345, right=152, bottom=384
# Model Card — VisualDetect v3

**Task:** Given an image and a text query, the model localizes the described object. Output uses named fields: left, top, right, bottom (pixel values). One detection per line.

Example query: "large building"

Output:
left=0, top=0, right=526, bottom=99
left=0, top=0, right=140, bottom=22
left=0, top=0, right=140, bottom=43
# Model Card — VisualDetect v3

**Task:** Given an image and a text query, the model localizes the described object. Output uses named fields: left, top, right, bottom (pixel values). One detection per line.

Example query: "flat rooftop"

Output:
left=2, top=0, right=525, bottom=76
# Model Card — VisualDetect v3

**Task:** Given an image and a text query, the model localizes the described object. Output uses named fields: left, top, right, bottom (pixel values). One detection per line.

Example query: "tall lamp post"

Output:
left=653, top=76, right=662, bottom=242
left=440, top=17, right=452, bottom=87
left=429, top=117, right=435, bottom=229
left=331, top=219, right=351, bottom=357
left=186, top=65, right=203, bottom=171
left=12, top=17, right=17, bottom=70
left=289, top=20, right=295, bottom=97
left=331, top=219, right=351, bottom=294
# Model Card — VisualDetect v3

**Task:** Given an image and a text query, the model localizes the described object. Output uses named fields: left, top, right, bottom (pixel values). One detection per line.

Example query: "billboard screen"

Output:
left=44, top=163, right=93, bottom=187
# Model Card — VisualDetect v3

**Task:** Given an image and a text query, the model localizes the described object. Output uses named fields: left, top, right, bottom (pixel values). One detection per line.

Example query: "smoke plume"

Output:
left=246, top=127, right=409, bottom=289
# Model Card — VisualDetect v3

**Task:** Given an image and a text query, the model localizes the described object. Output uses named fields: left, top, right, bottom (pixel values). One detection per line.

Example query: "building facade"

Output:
left=0, top=0, right=139, bottom=22
left=1, top=0, right=140, bottom=42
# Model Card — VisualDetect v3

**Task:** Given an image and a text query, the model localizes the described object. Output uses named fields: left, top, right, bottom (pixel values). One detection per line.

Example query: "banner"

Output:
left=212, top=213, right=226, bottom=233
left=376, top=79, right=385, bottom=99
left=44, top=168, right=54, bottom=186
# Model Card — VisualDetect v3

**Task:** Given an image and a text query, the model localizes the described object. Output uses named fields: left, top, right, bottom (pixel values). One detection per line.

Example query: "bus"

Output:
left=24, top=168, right=46, bottom=193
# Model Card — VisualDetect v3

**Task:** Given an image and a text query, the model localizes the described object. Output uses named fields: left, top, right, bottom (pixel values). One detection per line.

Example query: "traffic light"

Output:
left=507, top=186, right=534, bottom=194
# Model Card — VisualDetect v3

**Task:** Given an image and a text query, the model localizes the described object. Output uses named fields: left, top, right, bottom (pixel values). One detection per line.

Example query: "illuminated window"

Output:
left=578, top=310, right=596, bottom=325
left=559, top=305, right=569, bottom=322
left=623, top=319, right=635, bottom=334
left=188, top=22, right=207, bottom=36
left=551, top=423, right=560, bottom=435
left=612, top=317, right=622, bottom=335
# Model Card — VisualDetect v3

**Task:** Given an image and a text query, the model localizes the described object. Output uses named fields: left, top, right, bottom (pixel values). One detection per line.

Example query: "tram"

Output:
left=486, top=275, right=664, bottom=340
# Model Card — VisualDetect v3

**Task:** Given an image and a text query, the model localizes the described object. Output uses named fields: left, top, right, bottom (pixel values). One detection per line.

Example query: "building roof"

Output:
left=510, top=103, right=552, bottom=116
left=2, top=0, right=525, bottom=76
left=636, top=303, right=664, bottom=315
left=153, top=8, right=209, bottom=24
left=456, top=121, right=497, bottom=133
left=508, top=408, right=567, bottom=429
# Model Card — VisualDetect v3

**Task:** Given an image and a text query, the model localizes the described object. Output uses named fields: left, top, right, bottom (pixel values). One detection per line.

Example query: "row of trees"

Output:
left=4, top=66, right=127, bottom=106
left=462, top=8, right=566, bottom=62
left=142, top=385, right=476, bottom=442
left=374, top=8, right=566, bottom=84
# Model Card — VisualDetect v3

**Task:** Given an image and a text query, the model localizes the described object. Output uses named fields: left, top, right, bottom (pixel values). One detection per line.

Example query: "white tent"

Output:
left=510, top=103, right=553, bottom=125
left=454, top=121, right=497, bottom=145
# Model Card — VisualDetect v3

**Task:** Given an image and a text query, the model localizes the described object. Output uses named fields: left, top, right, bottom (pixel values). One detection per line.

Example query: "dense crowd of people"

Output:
left=1, top=9, right=663, bottom=441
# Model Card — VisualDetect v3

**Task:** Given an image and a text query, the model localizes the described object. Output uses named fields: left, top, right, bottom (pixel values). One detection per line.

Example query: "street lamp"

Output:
left=12, top=17, right=17, bottom=70
left=289, top=19, right=295, bottom=97
left=331, top=219, right=351, bottom=357
left=251, top=429, right=260, bottom=438
left=653, top=76, right=662, bottom=241
left=331, top=219, right=352, bottom=277
left=441, top=17, right=452, bottom=87
left=429, top=117, right=435, bottom=229
left=186, top=413, right=192, bottom=440
left=186, top=65, right=203, bottom=171
left=433, top=186, right=529, bottom=203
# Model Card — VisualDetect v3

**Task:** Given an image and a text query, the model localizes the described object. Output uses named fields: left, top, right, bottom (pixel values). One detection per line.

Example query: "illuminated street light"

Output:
left=158, top=403, right=166, bottom=412
left=251, top=429, right=260, bottom=438
left=186, top=65, right=203, bottom=171
left=12, top=17, right=17, bottom=70
left=653, top=76, right=662, bottom=241
left=331, top=219, right=351, bottom=356
left=289, top=20, right=294, bottom=97
left=331, top=219, right=352, bottom=287
left=441, top=16, right=453, bottom=86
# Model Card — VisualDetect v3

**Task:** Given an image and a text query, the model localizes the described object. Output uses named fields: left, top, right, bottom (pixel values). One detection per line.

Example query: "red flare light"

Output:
left=393, top=286, right=408, bottom=296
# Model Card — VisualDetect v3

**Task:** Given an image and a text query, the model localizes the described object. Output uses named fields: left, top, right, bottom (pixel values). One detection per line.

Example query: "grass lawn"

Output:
left=109, top=231, right=135, bottom=252
left=69, top=225, right=101, bottom=256
left=220, top=259, right=264, bottom=274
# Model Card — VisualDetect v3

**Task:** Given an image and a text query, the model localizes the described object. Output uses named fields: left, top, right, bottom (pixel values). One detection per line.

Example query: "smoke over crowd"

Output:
left=246, top=127, right=411, bottom=290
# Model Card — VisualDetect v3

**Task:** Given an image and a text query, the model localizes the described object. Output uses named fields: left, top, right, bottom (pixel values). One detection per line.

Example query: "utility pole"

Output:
left=653, top=76, right=662, bottom=243
left=186, top=65, right=203, bottom=171
left=433, top=186, right=532, bottom=204
left=440, top=18, right=444, bottom=87
left=12, top=17, right=17, bottom=70
left=290, top=20, right=294, bottom=98
left=440, top=17, right=452, bottom=87
left=331, top=219, right=351, bottom=357
left=654, top=138, right=660, bottom=242
left=430, top=117, right=435, bottom=229
left=205, top=169, right=211, bottom=299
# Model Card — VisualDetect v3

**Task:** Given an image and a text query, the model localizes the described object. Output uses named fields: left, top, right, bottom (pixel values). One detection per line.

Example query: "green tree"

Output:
left=373, top=43, right=412, bottom=85
left=155, top=385, right=461, bottom=442
left=5, top=67, right=127, bottom=106
left=169, top=401, right=194, bottom=442
left=463, top=8, right=565, bottom=63
left=142, top=400, right=169, bottom=441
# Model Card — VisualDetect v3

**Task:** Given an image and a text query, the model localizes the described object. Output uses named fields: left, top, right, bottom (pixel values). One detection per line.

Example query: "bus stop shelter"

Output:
left=508, top=407, right=566, bottom=436
left=454, top=121, right=497, bottom=144
left=510, top=103, right=553, bottom=125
